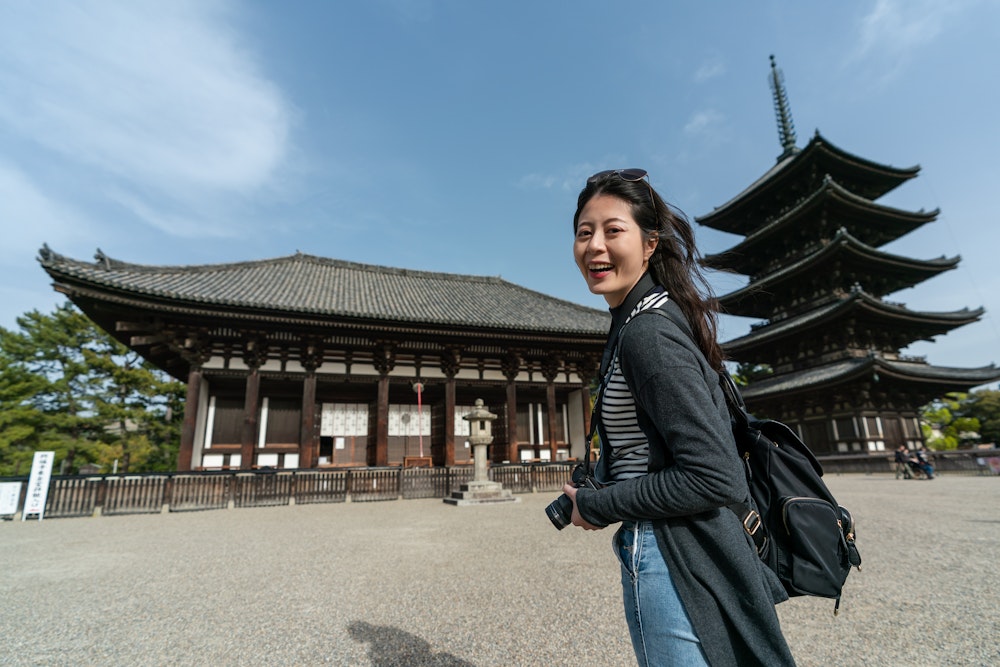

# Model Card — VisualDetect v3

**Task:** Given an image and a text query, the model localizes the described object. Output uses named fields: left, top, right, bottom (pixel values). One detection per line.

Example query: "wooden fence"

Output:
left=0, top=463, right=576, bottom=519
left=4, top=451, right=997, bottom=520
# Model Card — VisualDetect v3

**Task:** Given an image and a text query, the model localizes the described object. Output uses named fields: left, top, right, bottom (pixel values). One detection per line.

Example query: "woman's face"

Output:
left=574, top=194, right=657, bottom=307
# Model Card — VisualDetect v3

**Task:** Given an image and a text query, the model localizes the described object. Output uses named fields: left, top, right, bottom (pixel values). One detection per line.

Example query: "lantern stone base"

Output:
left=443, top=480, right=520, bottom=506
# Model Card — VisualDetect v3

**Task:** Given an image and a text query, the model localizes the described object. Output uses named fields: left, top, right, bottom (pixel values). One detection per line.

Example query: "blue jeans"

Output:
left=614, top=521, right=709, bottom=667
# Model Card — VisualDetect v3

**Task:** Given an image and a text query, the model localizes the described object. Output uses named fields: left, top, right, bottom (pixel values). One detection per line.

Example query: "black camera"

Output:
left=545, top=463, right=601, bottom=530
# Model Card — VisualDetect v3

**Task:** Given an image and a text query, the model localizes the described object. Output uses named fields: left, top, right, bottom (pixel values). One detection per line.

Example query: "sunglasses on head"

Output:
left=587, top=168, right=648, bottom=184
left=587, top=168, right=657, bottom=218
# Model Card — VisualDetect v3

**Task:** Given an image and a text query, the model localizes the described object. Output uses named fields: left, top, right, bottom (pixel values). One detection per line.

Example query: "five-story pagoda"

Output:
left=699, top=56, right=1000, bottom=456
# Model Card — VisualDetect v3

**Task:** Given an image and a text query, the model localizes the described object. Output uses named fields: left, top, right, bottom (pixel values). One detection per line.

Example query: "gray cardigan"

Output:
left=575, top=298, right=796, bottom=667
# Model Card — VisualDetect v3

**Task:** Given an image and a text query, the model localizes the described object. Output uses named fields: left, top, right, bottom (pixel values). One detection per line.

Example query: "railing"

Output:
left=235, top=472, right=294, bottom=508
left=293, top=470, right=348, bottom=505
left=0, top=463, right=577, bottom=520
left=171, top=473, right=231, bottom=512
left=6, top=452, right=995, bottom=520
left=104, top=476, right=168, bottom=516
left=45, top=476, right=101, bottom=518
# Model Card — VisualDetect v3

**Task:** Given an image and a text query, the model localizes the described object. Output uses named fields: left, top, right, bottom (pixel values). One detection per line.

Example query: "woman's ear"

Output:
left=644, top=232, right=659, bottom=261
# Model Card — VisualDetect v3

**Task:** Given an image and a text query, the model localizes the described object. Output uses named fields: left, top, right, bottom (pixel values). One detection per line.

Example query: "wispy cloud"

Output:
left=683, top=109, right=725, bottom=136
left=0, top=0, right=291, bottom=236
left=852, top=0, right=981, bottom=70
left=693, top=57, right=726, bottom=83
left=516, top=173, right=561, bottom=190
left=0, top=162, right=91, bottom=261
left=516, top=160, right=628, bottom=192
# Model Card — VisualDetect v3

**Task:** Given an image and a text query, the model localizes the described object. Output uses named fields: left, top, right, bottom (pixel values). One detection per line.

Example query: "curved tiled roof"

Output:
left=38, top=247, right=610, bottom=335
left=717, top=228, right=959, bottom=317
left=724, top=290, right=983, bottom=355
left=703, top=177, right=939, bottom=275
left=741, top=356, right=1000, bottom=401
left=697, top=132, right=920, bottom=235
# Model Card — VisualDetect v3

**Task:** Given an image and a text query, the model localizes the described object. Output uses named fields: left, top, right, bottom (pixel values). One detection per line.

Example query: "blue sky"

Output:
left=2, top=0, right=999, bottom=378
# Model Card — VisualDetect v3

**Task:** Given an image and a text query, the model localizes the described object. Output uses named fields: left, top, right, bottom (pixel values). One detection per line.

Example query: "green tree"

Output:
left=86, top=337, right=184, bottom=473
left=731, top=361, right=773, bottom=387
left=962, top=389, right=1000, bottom=446
left=0, top=302, right=185, bottom=474
left=920, top=393, right=981, bottom=450
left=0, top=352, right=48, bottom=475
left=0, top=304, right=106, bottom=473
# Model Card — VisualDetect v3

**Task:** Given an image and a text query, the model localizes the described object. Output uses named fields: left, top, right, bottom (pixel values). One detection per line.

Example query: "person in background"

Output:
left=894, top=444, right=913, bottom=479
left=915, top=446, right=935, bottom=479
left=561, top=168, right=795, bottom=666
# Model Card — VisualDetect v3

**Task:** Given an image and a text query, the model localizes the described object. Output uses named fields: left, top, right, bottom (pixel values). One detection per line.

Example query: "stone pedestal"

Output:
left=443, top=480, right=520, bottom=506
left=445, top=398, right=518, bottom=506
left=472, top=443, right=489, bottom=482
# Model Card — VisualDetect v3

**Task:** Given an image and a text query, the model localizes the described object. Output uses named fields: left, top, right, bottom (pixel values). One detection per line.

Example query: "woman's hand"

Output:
left=563, top=484, right=602, bottom=531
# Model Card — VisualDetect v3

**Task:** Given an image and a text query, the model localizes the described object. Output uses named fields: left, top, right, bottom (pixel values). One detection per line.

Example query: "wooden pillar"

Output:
left=177, top=366, right=202, bottom=471
left=501, top=350, right=521, bottom=464
left=443, top=377, right=456, bottom=466
left=240, top=368, right=260, bottom=470
left=546, top=381, right=558, bottom=460
left=371, top=341, right=396, bottom=467
left=299, top=373, right=317, bottom=469
left=542, top=355, right=562, bottom=461
left=299, top=339, right=322, bottom=469
left=374, top=374, right=390, bottom=466
left=505, top=382, right=518, bottom=463
left=240, top=336, right=266, bottom=470
left=439, top=347, right=461, bottom=467
left=577, top=355, right=599, bottom=460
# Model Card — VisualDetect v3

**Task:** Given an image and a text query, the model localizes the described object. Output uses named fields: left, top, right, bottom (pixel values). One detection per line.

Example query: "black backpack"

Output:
left=639, top=307, right=863, bottom=613
left=718, top=371, right=862, bottom=614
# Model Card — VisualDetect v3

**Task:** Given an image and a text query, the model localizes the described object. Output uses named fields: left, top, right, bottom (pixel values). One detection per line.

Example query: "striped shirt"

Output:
left=599, top=289, right=672, bottom=481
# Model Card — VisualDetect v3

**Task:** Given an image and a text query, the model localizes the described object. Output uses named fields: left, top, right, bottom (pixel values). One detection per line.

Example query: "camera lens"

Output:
left=545, top=493, right=573, bottom=530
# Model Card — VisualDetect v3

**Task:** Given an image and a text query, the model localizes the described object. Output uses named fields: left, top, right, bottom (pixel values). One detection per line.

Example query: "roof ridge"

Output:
left=36, top=246, right=611, bottom=332
left=38, top=246, right=514, bottom=283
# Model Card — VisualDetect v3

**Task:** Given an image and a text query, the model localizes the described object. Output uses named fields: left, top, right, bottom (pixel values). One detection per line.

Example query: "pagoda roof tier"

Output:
left=724, top=289, right=983, bottom=362
left=717, top=228, right=959, bottom=319
left=697, top=132, right=920, bottom=236
left=703, top=176, right=939, bottom=277
left=37, top=246, right=610, bottom=338
left=740, top=356, right=1000, bottom=404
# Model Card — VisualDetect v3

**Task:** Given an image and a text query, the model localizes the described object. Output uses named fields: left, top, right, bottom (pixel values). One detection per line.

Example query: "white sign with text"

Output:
left=0, top=481, right=22, bottom=515
left=23, top=451, right=55, bottom=521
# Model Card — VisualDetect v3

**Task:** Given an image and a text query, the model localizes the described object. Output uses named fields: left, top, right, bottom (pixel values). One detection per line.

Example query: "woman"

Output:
left=563, top=169, right=795, bottom=666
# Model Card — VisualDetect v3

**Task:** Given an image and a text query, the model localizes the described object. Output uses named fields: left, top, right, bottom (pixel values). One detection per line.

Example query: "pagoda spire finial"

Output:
left=769, top=54, right=799, bottom=161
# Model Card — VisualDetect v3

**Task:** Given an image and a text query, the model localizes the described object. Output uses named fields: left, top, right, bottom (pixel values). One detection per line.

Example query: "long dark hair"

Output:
left=573, top=171, right=725, bottom=370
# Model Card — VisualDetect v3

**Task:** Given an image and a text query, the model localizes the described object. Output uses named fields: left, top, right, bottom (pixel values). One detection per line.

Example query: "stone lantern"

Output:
left=444, top=399, right=519, bottom=506
left=465, top=398, right=496, bottom=481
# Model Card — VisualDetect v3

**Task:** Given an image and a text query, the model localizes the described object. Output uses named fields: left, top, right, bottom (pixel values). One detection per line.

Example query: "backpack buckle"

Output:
left=743, top=510, right=762, bottom=536
left=742, top=509, right=768, bottom=557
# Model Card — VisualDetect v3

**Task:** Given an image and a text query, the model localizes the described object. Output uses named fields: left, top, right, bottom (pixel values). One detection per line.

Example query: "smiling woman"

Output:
left=573, top=194, right=657, bottom=308
left=560, top=169, right=796, bottom=667
left=571, top=168, right=723, bottom=371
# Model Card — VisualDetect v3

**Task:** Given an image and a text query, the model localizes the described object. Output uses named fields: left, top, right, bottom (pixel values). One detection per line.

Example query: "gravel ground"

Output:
left=1, top=474, right=998, bottom=667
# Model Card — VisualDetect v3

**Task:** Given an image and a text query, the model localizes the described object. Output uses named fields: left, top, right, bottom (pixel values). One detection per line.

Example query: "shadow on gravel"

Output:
left=348, top=620, right=475, bottom=667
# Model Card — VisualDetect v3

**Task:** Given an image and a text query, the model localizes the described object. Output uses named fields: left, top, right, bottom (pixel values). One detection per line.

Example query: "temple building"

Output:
left=38, top=247, right=607, bottom=471
left=698, top=56, right=1000, bottom=455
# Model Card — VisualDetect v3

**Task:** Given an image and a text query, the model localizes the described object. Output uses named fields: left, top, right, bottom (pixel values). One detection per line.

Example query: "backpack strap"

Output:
left=631, top=305, right=767, bottom=556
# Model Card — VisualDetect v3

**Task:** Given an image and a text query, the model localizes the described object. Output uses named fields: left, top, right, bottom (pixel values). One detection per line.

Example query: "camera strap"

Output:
left=583, top=328, right=623, bottom=480
left=585, top=286, right=669, bottom=481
